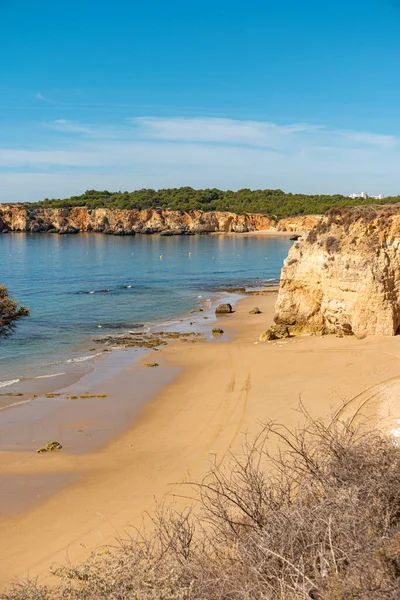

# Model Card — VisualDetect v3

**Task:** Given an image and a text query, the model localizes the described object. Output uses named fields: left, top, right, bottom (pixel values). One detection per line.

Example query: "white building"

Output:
left=349, top=192, right=384, bottom=200
left=349, top=192, right=369, bottom=199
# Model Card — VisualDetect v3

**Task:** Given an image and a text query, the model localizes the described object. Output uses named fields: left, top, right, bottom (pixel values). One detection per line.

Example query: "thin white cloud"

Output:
left=35, top=92, right=51, bottom=102
left=336, top=130, right=397, bottom=149
left=51, top=119, right=94, bottom=134
left=0, top=116, right=398, bottom=202
left=130, top=117, right=324, bottom=148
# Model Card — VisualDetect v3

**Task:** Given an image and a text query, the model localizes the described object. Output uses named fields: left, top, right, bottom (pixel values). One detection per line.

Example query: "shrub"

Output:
left=0, top=285, right=29, bottom=337
left=3, top=414, right=400, bottom=599
left=325, top=236, right=340, bottom=254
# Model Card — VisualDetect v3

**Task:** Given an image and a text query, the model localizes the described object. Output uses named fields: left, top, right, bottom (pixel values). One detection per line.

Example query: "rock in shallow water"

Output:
left=58, top=225, right=80, bottom=234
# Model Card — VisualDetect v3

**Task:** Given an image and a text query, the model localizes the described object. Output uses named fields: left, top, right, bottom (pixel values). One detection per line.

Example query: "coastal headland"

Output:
left=275, top=205, right=400, bottom=336
left=1, top=286, right=400, bottom=589
left=0, top=205, right=320, bottom=235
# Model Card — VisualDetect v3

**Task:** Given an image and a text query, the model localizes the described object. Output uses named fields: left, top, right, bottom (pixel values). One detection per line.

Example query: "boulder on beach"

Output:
left=212, top=328, right=224, bottom=334
left=37, top=441, right=63, bottom=453
left=215, top=303, right=233, bottom=315
left=260, top=324, right=290, bottom=342
left=249, top=307, right=262, bottom=314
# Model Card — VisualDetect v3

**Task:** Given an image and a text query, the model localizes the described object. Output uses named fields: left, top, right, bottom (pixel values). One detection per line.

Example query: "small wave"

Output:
left=66, top=352, right=102, bottom=363
left=0, top=398, right=31, bottom=411
left=265, top=278, right=279, bottom=284
left=0, top=379, right=20, bottom=389
left=35, top=372, right=66, bottom=379
left=151, top=318, right=183, bottom=329
left=77, top=289, right=111, bottom=295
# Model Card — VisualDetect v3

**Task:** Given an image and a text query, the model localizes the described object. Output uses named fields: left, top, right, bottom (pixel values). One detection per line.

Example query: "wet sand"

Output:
left=2, top=290, right=400, bottom=589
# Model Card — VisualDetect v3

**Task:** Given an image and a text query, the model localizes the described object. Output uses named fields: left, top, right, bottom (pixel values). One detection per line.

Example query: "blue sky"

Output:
left=1, top=0, right=400, bottom=202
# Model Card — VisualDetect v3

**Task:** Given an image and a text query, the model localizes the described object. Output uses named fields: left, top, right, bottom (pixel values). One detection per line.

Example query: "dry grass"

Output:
left=3, top=412, right=400, bottom=600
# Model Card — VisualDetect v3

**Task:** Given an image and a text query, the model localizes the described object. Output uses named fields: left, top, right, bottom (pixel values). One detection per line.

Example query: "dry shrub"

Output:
left=324, top=236, right=340, bottom=254
left=3, top=414, right=400, bottom=600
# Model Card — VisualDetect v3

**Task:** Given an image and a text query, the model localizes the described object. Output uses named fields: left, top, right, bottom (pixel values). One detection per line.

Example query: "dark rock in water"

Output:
left=215, top=303, right=233, bottom=314
left=160, top=229, right=187, bottom=236
left=112, top=224, right=135, bottom=236
left=113, top=224, right=126, bottom=236
left=141, top=227, right=155, bottom=235
left=212, top=328, right=224, bottom=334
left=100, top=322, right=144, bottom=330
left=290, top=234, right=300, bottom=241
left=98, top=289, right=111, bottom=293
left=59, top=225, right=80, bottom=234
left=30, top=222, right=44, bottom=233
left=29, top=221, right=55, bottom=233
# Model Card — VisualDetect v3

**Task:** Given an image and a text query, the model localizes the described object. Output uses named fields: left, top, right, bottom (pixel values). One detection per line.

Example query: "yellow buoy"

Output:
left=188, top=252, right=192, bottom=256
left=160, top=255, right=163, bottom=259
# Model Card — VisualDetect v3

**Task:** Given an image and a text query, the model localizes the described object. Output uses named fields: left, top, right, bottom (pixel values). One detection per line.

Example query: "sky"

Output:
left=1, top=0, right=400, bottom=202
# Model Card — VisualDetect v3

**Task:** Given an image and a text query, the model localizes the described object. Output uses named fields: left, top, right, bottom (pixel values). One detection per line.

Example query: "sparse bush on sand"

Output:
left=4, top=412, right=400, bottom=599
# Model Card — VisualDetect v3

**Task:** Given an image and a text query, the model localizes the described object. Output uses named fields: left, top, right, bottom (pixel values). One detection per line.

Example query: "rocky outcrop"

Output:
left=276, top=215, right=321, bottom=232
left=0, top=206, right=317, bottom=235
left=274, top=206, right=400, bottom=337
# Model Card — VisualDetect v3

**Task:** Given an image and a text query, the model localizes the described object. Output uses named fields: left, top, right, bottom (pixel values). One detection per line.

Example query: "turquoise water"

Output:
left=0, top=233, right=292, bottom=384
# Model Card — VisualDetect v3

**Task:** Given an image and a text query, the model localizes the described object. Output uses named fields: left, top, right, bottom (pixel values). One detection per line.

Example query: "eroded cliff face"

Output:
left=0, top=206, right=316, bottom=235
left=276, top=215, right=321, bottom=232
left=275, top=206, right=400, bottom=337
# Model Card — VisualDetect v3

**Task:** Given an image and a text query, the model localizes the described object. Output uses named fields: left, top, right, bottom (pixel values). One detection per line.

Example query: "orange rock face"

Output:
left=275, top=206, right=400, bottom=337
left=0, top=206, right=319, bottom=235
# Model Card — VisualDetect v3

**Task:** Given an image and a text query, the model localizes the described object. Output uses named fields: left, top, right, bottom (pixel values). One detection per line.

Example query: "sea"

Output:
left=0, top=233, right=292, bottom=392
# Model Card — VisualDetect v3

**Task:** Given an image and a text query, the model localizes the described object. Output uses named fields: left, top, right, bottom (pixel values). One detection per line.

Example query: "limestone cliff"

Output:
left=275, top=206, right=400, bottom=337
left=0, top=206, right=316, bottom=235
left=276, top=214, right=321, bottom=232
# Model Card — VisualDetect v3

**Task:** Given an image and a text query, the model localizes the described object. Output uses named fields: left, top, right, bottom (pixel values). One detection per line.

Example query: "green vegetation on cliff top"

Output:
left=27, top=188, right=400, bottom=219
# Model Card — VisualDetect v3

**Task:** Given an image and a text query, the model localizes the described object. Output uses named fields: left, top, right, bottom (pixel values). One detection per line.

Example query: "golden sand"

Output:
left=1, top=290, right=400, bottom=588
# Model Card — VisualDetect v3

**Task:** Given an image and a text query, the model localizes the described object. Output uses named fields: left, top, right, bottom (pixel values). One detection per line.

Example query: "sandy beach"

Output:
left=1, top=289, right=400, bottom=589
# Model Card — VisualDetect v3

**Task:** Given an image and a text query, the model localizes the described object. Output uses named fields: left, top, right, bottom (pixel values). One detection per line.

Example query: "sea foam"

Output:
left=0, top=379, right=20, bottom=389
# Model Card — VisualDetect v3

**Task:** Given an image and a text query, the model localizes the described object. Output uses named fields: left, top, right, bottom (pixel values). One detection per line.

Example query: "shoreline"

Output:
left=0, top=228, right=300, bottom=237
left=0, top=288, right=241, bottom=410
left=2, top=289, right=400, bottom=589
